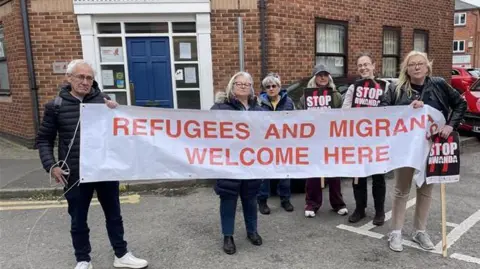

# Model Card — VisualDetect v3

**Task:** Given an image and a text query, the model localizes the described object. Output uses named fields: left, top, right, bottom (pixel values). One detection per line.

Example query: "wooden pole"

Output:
left=441, top=183, right=448, bottom=257
left=321, top=177, right=325, bottom=188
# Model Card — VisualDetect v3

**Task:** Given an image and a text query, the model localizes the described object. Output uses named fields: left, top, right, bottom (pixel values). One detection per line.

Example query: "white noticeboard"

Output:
left=100, top=47, right=124, bottom=62
left=179, top=43, right=191, bottom=59
left=101, top=70, right=114, bottom=86
left=184, top=67, right=196, bottom=83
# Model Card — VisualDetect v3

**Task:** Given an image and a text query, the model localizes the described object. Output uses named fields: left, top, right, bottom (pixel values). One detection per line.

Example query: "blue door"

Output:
left=127, top=37, right=173, bottom=107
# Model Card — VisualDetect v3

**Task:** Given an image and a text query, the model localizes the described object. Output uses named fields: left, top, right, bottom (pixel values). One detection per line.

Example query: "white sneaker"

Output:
left=337, top=208, right=348, bottom=216
left=305, top=210, right=316, bottom=218
left=75, top=261, right=92, bottom=269
left=388, top=232, right=404, bottom=252
left=113, top=252, right=148, bottom=268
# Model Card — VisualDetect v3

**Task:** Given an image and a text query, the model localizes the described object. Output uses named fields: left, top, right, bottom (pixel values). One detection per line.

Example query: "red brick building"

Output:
left=0, top=0, right=455, bottom=147
left=452, top=0, right=480, bottom=68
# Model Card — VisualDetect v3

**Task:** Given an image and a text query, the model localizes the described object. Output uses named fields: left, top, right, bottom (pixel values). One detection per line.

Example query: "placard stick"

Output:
left=321, top=177, right=325, bottom=188
left=354, top=177, right=358, bottom=184
left=441, top=183, right=447, bottom=257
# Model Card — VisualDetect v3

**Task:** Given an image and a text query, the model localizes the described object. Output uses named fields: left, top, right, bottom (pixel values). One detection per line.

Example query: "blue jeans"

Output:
left=220, top=195, right=257, bottom=236
left=257, top=179, right=291, bottom=202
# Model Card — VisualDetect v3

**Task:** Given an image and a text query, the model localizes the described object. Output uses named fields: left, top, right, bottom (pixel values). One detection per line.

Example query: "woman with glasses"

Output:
left=210, top=71, right=264, bottom=255
left=380, top=51, right=466, bottom=252
left=342, top=53, right=388, bottom=226
left=301, top=64, right=348, bottom=218
left=256, top=73, right=295, bottom=215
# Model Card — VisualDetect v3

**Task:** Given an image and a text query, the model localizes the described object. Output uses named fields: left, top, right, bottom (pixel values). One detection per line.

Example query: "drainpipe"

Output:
left=20, top=0, right=40, bottom=144
left=259, top=0, right=267, bottom=79
left=474, top=9, right=480, bottom=67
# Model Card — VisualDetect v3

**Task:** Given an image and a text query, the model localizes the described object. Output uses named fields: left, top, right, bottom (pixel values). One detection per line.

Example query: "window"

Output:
left=413, top=30, right=428, bottom=53
left=382, top=27, right=400, bottom=78
left=315, top=19, right=347, bottom=77
left=454, top=13, right=466, bottom=26
left=453, top=40, right=465, bottom=53
left=0, top=26, right=10, bottom=95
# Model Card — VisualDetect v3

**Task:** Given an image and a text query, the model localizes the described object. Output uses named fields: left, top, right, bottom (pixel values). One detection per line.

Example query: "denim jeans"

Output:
left=65, top=181, right=127, bottom=262
left=257, top=179, right=291, bottom=202
left=220, top=195, right=257, bottom=236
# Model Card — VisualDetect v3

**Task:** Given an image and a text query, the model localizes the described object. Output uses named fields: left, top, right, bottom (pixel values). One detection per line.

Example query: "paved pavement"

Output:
left=0, top=142, right=479, bottom=269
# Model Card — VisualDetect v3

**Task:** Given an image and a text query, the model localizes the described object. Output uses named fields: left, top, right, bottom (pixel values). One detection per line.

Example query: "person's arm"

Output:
left=440, top=78, right=467, bottom=129
left=36, top=102, right=58, bottom=173
left=342, top=84, right=355, bottom=108
left=332, top=91, right=343, bottom=109
left=379, top=83, right=396, bottom=107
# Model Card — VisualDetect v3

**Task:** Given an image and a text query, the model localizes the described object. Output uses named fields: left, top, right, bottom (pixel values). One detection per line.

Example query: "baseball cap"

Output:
left=312, top=64, right=330, bottom=76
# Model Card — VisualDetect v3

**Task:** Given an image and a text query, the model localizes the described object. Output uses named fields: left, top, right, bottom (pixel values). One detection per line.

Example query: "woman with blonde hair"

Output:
left=210, top=71, right=264, bottom=255
left=380, top=51, right=466, bottom=252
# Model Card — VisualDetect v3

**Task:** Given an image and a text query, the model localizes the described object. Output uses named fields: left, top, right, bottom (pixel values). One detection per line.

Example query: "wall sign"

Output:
left=52, top=62, right=68, bottom=74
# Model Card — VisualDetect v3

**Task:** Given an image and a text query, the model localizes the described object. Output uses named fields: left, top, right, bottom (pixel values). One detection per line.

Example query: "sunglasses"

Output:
left=265, top=85, right=277, bottom=89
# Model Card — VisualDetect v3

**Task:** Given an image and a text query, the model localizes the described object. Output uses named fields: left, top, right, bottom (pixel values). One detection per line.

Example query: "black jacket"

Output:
left=210, top=92, right=263, bottom=198
left=380, top=77, right=467, bottom=128
left=36, top=81, right=107, bottom=181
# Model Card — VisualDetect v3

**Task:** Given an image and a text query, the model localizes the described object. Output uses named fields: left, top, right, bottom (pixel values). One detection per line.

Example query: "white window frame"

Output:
left=92, top=16, right=201, bottom=108
left=453, top=40, right=466, bottom=53
left=454, top=13, right=466, bottom=26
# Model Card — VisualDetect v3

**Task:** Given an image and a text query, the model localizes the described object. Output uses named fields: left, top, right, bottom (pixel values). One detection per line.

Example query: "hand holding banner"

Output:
left=79, top=104, right=445, bottom=184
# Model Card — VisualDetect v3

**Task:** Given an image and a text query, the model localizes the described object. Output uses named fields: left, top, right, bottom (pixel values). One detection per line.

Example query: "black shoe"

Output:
left=223, top=236, right=236, bottom=255
left=258, top=200, right=270, bottom=215
left=348, top=209, right=366, bottom=223
left=373, top=212, right=385, bottom=226
left=281, top=200, right=294, bottom=212
left=247, top=232, right=263, bottom=246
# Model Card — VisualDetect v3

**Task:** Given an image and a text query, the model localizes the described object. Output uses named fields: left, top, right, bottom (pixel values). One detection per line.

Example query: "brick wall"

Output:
left=454, top=9, right=480, bottom=67
left=210, top=8, right=262, bottom=93
left=0, top=0, right=79, bottom=147
left=264, top=0, right=455, bottom=85
left=0, top=0, right=34, bottom=145
left=28, top=9, right=82, bottom=111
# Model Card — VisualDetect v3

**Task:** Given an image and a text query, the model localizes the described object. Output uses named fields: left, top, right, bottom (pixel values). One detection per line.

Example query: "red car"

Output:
left=458, top=79, right=480, bottom=139
left=451, top=67, right=479, bottom=93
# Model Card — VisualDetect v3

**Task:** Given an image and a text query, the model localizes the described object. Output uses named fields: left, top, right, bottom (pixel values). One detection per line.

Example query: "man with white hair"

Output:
left=36, top=60, right=148, bottom=269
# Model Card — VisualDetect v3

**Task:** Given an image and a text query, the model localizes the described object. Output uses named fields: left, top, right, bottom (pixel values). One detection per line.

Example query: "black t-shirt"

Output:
left=411, top=83, right=443, bottom=112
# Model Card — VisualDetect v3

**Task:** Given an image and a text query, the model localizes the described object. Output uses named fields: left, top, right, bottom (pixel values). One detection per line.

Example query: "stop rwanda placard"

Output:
left=426, top=132, right=460, bottom=184
left=303, top=87, right=334, bottom=110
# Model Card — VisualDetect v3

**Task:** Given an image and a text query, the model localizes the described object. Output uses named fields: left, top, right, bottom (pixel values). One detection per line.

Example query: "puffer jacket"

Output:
left=259, top=89, right=295, bottom=111
left=298, top=76, right=343, bottom=109
left=210, top=92, right=263, bottom=198
left=36, top=81, right=108, bottom=181
left=379, top=76, right=467, bottom=128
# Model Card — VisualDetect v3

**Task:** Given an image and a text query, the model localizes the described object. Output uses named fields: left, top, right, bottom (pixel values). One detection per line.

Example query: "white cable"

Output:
left=49, top=103, right=82, bottom=199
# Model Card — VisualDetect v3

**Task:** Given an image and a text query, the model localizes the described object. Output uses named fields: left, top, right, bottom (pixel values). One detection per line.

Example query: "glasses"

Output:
left=357, top=63, right=372, bottom=68
left=72, top=74, right=94, bottom=82
left=407, top=62, right=426, bottom=69
left=265, top=84, right=277, bottom=89
left=234, top=82, right=251, bottom=88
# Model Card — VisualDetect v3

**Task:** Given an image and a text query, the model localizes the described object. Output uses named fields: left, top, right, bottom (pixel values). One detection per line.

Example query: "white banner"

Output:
left=79, top=104, right=445, bottom=185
